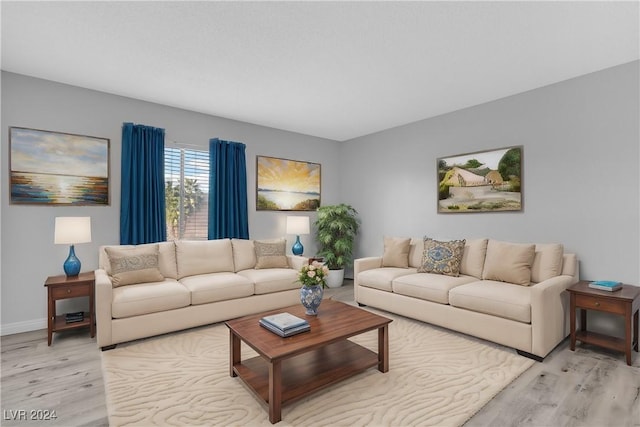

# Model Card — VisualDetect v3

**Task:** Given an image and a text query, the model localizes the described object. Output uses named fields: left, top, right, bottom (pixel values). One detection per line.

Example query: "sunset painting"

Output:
left=10, top=127, right=110, bottom=205
left=256, top=156, right=320, bottom=211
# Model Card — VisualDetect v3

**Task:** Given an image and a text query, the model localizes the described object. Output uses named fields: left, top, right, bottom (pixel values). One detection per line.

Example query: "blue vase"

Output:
left=63, top=244, right=81, bottom=276
left=300, top=285, right=324, bottom=315
left=292, top=235, right=304, bottom=255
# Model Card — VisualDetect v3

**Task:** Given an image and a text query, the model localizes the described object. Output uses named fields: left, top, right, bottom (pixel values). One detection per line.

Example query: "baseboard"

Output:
left=1, top=318, right=46, bottom=336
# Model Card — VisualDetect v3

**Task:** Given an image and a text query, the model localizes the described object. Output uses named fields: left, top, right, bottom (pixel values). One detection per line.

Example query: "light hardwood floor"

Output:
left=2, top=283, right=638, bottom=426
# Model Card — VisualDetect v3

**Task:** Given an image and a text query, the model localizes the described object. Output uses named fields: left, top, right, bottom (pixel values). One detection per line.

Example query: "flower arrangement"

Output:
left=298, top=261, right=330, bottom=288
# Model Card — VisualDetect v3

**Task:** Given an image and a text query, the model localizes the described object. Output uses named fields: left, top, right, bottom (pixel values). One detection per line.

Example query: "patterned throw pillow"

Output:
left=417, top=237, right=466, bottom=277
left=254, top=239, right=289, bottom=269
left=105, top=245, right=164, bottom=287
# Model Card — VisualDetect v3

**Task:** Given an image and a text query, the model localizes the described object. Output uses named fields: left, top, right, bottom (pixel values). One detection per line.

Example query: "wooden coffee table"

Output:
left=225, top=299, right=392, bottom=423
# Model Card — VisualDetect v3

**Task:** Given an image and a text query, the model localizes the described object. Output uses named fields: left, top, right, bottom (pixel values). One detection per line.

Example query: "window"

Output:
left=164, top=145, right=209, bottom=240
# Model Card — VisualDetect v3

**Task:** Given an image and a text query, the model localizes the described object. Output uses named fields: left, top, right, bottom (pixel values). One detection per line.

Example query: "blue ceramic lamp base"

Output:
left=292, top=235, right=304, bottom=256
left=63, top=244, right=81, bottom=276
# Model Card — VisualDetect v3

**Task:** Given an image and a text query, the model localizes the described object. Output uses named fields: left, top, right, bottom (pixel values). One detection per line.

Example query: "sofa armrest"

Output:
left=95, top=269, right=113, bottom=348
left=353, top=257, right=383, bottom=300
left=287, top=255, right=308, bottom=272
left=530, top=274, right=579, bottom=357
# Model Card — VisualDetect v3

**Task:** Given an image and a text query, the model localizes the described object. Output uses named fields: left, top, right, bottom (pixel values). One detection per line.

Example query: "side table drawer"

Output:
left=51, top=285, right=88, bottom=299
left=575, top=294, right=625, bottom=314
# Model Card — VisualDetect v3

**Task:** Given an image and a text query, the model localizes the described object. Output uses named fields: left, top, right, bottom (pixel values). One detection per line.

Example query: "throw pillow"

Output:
left=254, top=239, right=289, bottom=269
left=482, top=240, right=536, bottom=286
left=531, top=243, right=564, bottom=283
left=382, top=236, right=411, bottom=268
left=417, top=237, right=466, bottom=277
left=105, top=245, right=164, bottom=287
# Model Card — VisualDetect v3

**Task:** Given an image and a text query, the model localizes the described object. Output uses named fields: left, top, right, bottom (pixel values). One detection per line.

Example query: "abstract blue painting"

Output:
left=10, top=127, right=110, bottom=205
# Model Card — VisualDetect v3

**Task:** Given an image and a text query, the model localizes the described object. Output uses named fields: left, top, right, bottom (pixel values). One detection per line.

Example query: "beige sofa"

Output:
left=96, top=238, right=306, bottom=350
left=354, top=238, right=579, bottom=361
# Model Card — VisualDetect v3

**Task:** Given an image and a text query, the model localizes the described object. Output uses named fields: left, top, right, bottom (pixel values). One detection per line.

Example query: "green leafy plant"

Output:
left=315, top=204, right=360, bottom=270
left=165, top=178, right=204, bottom=239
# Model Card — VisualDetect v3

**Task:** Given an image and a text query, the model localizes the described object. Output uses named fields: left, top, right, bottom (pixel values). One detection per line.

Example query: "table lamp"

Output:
left=286, top=216, right=310, bottom=256
left=54, top=217, right=92, bottom=276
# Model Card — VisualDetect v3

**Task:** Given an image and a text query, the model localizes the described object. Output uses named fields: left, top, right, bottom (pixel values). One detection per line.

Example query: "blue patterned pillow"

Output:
left=417, top=237, right=466, bottom=277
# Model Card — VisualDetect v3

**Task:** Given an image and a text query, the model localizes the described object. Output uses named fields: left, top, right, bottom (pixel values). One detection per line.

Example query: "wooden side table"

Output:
left=44, top=271, right=96, bottom=346
left=568, top=280, right=640, bottom=365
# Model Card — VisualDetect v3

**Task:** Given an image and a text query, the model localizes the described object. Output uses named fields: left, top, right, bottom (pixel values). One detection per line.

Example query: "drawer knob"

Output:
left=67, top=289, right=71, bottom=294
left=594, top=301, right=600, bottom=307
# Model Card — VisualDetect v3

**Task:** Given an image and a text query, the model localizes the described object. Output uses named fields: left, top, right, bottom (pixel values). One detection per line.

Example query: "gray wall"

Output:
left=0, top=71, right=340, bottom=334
left=2, top=61, right=638, bottom=336
left=340, top=61, right=639, bottom=335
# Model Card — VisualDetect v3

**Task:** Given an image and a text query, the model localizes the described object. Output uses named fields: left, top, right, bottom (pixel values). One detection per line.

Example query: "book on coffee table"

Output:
left=588, top=281, right=622, bottom=292
left=260, top=312, right=309, bottom=331
left=259, top=319, right=310, bottom=337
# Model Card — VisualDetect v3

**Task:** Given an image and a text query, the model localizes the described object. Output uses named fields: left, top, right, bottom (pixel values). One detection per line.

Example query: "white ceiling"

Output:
left=1, top=1, right=638, bottom=141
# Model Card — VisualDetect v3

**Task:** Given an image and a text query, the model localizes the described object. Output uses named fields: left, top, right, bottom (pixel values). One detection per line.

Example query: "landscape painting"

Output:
left=10, top=127, right=110, bottom=205
left=438, top=146, right=522, bottom=213
left=256, top=155, right=320, bottom=211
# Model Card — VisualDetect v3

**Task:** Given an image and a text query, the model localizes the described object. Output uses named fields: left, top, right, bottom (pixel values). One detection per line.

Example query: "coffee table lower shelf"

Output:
left=233, top=339, right=378, bottom=412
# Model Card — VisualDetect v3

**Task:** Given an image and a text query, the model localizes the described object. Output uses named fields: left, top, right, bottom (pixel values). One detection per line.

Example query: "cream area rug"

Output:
left=101, top=309, right=534, bottom=427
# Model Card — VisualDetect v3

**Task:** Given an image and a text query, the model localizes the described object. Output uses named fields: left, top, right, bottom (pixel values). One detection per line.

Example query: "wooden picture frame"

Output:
left=437, top=146, right=523, bottom=213
left=9, top=127, right=110, bottom=205
left=256, top=155, right=321, bottom=211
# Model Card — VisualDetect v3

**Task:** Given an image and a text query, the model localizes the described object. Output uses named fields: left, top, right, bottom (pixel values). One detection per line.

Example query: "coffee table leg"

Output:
left=378, top=324, right=389, bottom=373
left=229, top=331, right=241, bottom=377
left=268, top=360, right=282, bottom=423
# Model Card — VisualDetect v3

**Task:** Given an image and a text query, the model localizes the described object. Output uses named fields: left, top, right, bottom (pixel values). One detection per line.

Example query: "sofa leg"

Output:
left=101, top=344, right=117, bottom=351
left=517, top=349, right=544, bottom=362
left=357, top=302, right=367, bottom=307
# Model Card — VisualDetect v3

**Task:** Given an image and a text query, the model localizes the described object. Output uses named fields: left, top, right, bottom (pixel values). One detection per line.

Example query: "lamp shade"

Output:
left=54, top=217, right=92, bottom=244
left=286, top=216, right=310, bottom=235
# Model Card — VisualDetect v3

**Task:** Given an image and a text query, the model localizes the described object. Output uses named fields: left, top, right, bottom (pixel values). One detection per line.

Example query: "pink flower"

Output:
left=307, top=270, right=316, bottom=278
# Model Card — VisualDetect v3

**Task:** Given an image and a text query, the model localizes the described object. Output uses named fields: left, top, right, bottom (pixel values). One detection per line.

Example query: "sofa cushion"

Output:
left=382, top=236, right=411, bottom=268
left=459, top=238, right=488, bottom=279
left=531, top=243, right=564, bottom=283
left=449, top=280, right=532, bottom=323
left=111, top=279, right=190, bottom=318
left=357, top=267, right=417, bottom=292
left=105, top=245, right=164, bottom=287
left=408, top=238, right=423, bottom=268
left=482, top=240, right=535, bottom=286
left=175, top=239, right=234, bottom=279
left=392, top=273, right=478, bottom=304
left=237, top=268, right=299, bottom=294
left=231, top=239, right=256, bottom=271
left=254, top=239, right=289, bottom=269
left=417, top=238, right=466, bottom=277
left=180, top=273, right=254, bottom=305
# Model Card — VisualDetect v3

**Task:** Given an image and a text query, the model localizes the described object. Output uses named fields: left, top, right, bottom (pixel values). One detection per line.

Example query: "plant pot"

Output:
left=300, top=285, right=324, bottom=315
left=326, top=269, right=345, bottom=288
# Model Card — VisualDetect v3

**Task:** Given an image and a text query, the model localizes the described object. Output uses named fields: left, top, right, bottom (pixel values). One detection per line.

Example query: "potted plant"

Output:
left=314, top=204, right=360, bottom=288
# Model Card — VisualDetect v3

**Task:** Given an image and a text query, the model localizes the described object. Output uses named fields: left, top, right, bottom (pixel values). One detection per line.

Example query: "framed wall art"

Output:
left=437, top=146, right=522, bottom=213
left=256, top=155, right=321, bottom=211
left=9, top=127, right=110, bottom=205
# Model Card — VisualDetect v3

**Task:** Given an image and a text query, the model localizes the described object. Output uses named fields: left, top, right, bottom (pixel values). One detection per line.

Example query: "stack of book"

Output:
left=65, top=311, right=84, bottom=323
left=259, top=312, right=310, bottom=337
left=589, top=280, right=622, bottom=292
